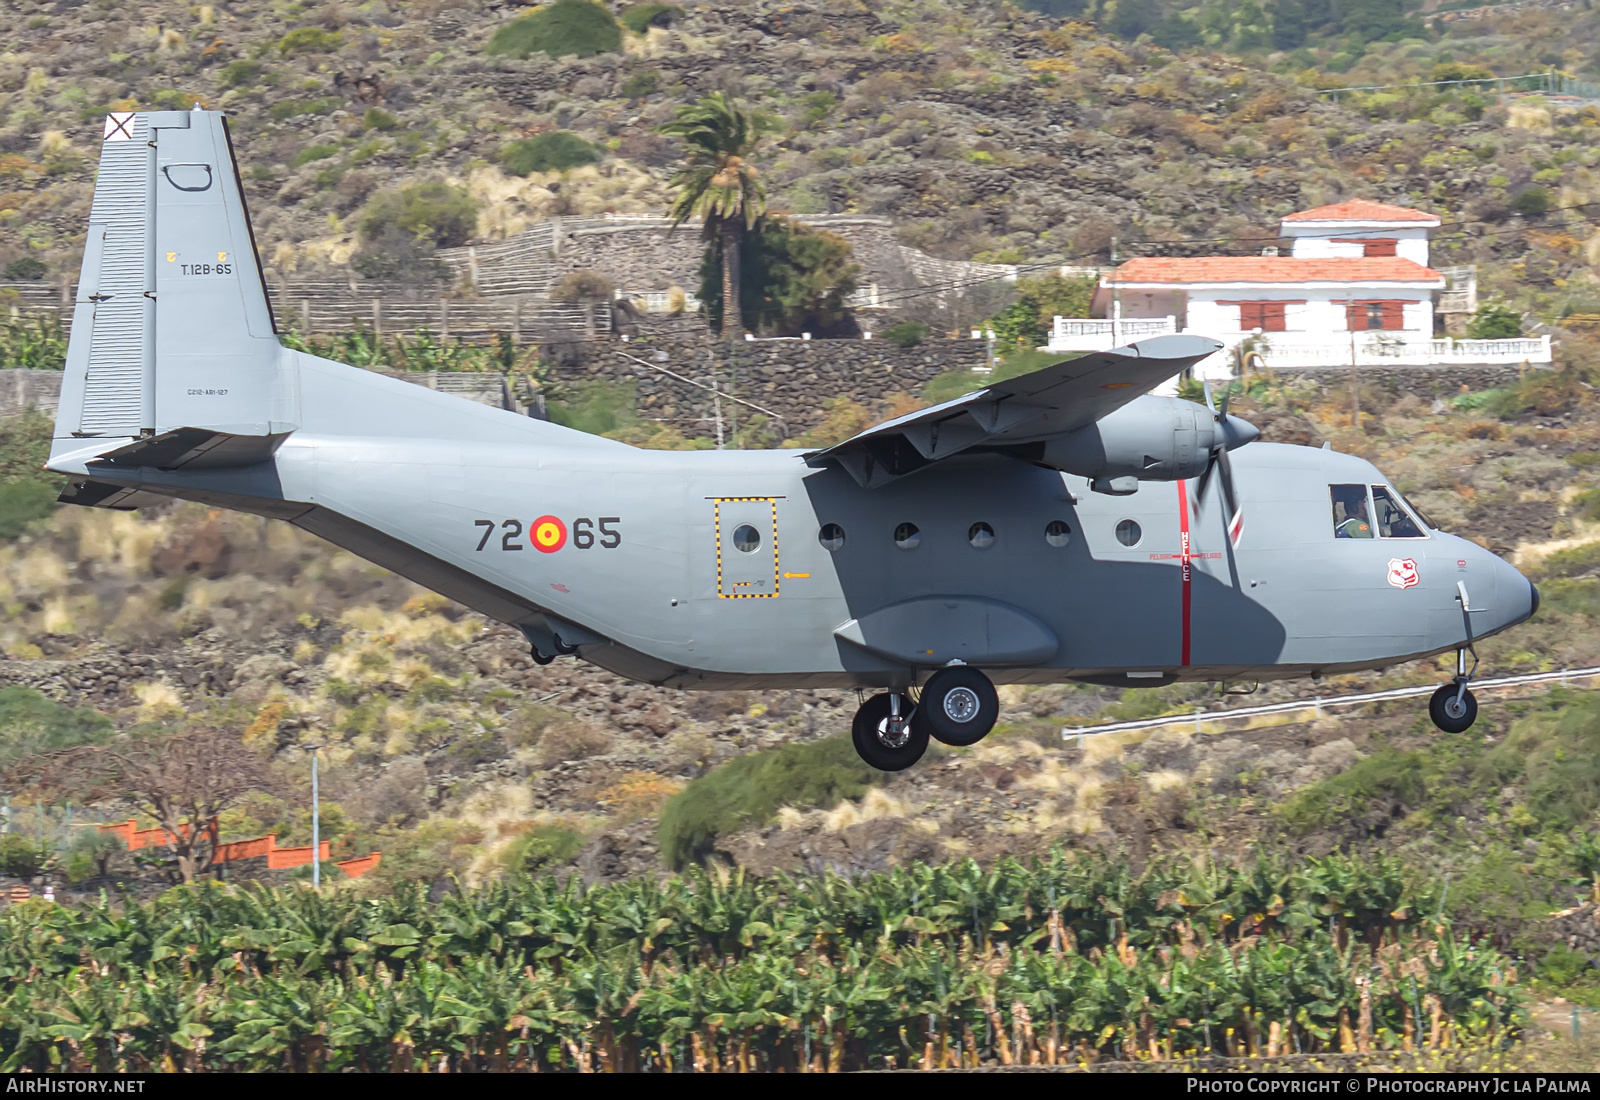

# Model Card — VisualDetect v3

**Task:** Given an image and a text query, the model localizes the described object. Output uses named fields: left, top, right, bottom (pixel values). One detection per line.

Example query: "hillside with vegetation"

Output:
left=4, top=0, right=1600, bottom=322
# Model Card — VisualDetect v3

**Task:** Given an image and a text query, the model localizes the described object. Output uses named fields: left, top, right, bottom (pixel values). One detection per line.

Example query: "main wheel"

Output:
left=1429, top=684, right=1477, bottom=733
left=851, top=692, right=928, bottom=771
left=914, top=666, right=1000, bottom=746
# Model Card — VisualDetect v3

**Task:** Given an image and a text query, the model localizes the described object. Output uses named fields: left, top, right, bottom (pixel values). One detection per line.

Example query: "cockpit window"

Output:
left=1330, top=484, right=1374, bottom=539
left=1372, top=485, right=1425, bottom=538
left=1397, top=489, right=1437, bottom=531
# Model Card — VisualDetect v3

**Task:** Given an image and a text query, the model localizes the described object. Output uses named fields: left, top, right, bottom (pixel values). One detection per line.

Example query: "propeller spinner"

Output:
left=1195, top=381, right=1260, bottom=546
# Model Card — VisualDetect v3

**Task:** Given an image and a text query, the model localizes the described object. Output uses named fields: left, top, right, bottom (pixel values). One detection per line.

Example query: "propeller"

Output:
left=1195, top=380, right=1259, bottom=547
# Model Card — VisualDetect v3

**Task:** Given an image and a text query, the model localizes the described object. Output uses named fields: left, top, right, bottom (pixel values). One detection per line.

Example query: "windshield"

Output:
left=1372, top=485, right=1425, bottom=539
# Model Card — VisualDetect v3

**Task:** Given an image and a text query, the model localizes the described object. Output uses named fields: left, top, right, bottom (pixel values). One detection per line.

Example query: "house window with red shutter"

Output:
left=1333, top=238, right=1399, bottom=257
left=1233, top=301, right=1290, bottom=332
left=1346, top=301, right=1407, bottom=331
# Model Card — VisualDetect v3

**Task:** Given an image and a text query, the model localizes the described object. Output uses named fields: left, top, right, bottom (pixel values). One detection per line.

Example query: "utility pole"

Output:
left=310, top=746, right=320, bottom=888
left=1347, top=289, right=1360, bottom=430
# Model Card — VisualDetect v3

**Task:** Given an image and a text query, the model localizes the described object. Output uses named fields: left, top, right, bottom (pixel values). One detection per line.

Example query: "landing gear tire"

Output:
left=1429, top=683, right=1478, bottom=733
left=851, top=692, right=928, bottom=771
left=914, top=666, right=999, bottom=746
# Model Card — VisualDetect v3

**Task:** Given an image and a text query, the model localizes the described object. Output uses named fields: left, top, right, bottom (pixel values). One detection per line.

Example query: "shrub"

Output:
left=1530, top=541, right=1600, bottom=581
left=362, top=108, right=398, bottom=132
left=0, top=480, right=59, bottom=539
left=698, top=214, right=861, bottom=337
left=1486, top=694, right=1600, bottom=826
left=268, top=97, right=340, bottom=121
left=63, top=829, right=123, bottom=882
left=1466, top=301, right=1522, bottom=339
left=3, top=257, right=45, bottom=281
left=358, top=182, right=478, bottom=249
left=547, top=380, right=637, bottom=437
left=619, top=3, right=682, bottom=33
left=485, top=0, right=621, bottom=60
left=1512, top=187, right=1551, bottom=217
left=550, top=269, right=614, bottom=303
left=657, top=735, right=876, bottom=869
left=881, top=321, right=928, bottom=348
left=500, top=131, right=600, bottom=175
left=218, top=60, right=262, bottom=88
left=0, top=835, right=47, bottom=878
left=291, top=144, right=339, bottom=168
left=0, top=685, right=113, bottom=770
left=620, top=69, right=659, bottom=99
left=277, top=27, right=342, bottom=55
left=0, top=315, right=66, bottom=370
left=511, top=824, right=586, bottom=873
left=1277, top=748, right=1425, bottom=833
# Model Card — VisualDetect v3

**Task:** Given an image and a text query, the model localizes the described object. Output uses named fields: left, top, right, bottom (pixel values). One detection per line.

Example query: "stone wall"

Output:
left=554, top=334, right=990, bottom=436
left=1273, top=365, right=1531, bottom=399
left=0, top=369, right=62, bottom=418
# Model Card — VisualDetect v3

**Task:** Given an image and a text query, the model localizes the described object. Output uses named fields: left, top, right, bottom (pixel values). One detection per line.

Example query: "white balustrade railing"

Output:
left=1248, top=333, right=1552, bottom=368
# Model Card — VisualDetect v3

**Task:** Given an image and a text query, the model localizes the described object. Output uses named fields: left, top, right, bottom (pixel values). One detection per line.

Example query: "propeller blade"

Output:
left=1217, top=447, right=1243, bottom=546
left=1201, top=378, right=1216, bottom=414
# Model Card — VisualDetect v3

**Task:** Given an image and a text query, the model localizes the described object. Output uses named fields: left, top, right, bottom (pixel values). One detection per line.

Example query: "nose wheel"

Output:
left=851, top=691, right=928, bottom=771
left=913, top=665, right=999, bottom=746
left=1429, top=647, right=1478, bottom=734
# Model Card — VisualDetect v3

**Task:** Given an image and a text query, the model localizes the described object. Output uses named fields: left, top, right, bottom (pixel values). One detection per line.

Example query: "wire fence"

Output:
left=1318, top=69, right=1600, bottom=101
left=1062, top=664, right=1600, bottom=744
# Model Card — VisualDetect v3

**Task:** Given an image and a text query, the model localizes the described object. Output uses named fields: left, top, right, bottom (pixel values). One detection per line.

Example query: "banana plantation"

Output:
left=0, top=852, right=1524, bottom=1072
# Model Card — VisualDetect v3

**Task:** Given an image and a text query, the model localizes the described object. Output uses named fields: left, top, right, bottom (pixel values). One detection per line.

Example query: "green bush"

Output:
left=3, top=257, right=45, bottom=281
left=1483, top=693, right=1600, bottom=826
left=486, top=0, right=621, bottom=60
left=1532, top=542, right=1600, bottom=581
left=620, top=3, right=682, bottom=33
left=0, top=315, right=66, bottom=370
left=218, top=60, right=263, bottom=88
left=362, top=108, right=397, bottom=132
left=1466, top=301, right=1522, bottom=339
left=0, top=685, right=113, bottom=770
left=291, top=144, right=339, bottom=168
left=1512, top=187, right=1551, bottom=217
left=547, top=380, right=637, bottom=437
left=358, top=182, right=478, bottom=249
left=501, top=131, right=600, bottom=176
left=0, top=481, right=59, bottom=539
left=1278, top=748, right=1425, bottom=833
left=277, top=27, right=342, bottom=55
left=511, top=824, right=586, bottom=874
left=881, top=321, right=928, bottom=348
left=657, top=735, right=877, bottom=869
left=620, top=69, right=659, bottom=98
left=268, top=97, right=340, bottom=122
left=0, top=835, right=48, bottom=879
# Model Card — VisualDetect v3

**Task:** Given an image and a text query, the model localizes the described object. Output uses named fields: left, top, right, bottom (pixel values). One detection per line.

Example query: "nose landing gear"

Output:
left=850, top=667, right=1001, bottom=770
left=1429, top=647, right=1478, bottom=734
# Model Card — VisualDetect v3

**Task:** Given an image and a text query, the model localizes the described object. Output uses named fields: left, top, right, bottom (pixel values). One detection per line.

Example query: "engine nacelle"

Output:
left=1035, top=395, right=1256, bottom=482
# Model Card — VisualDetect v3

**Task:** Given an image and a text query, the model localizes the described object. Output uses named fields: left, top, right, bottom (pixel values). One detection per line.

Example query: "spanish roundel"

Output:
left=531, top=515, right=567, bottom=553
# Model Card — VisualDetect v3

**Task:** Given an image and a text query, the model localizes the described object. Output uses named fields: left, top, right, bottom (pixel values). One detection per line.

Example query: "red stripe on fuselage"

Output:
left=1177, top=479, right=1192, bottom=667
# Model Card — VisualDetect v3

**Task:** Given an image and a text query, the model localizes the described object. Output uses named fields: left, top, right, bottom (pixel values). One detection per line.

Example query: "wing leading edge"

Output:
left=803, top=334, right=1223, bottom=488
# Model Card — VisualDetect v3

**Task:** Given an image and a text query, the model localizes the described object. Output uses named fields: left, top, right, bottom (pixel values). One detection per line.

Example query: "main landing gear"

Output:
left=851, top=666, right=1001, bottom=771
left=1429, top=647, right=1478, bottom=734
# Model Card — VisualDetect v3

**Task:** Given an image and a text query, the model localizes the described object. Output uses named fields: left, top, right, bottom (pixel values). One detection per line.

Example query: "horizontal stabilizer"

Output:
left=92, top=427, right=290, bottom=470
left=805, top=334, right=1221, bottom=487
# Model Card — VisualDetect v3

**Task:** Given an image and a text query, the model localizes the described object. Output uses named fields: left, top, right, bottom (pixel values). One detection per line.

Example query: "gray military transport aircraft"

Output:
left=46, top=110, right=1538, bottom=770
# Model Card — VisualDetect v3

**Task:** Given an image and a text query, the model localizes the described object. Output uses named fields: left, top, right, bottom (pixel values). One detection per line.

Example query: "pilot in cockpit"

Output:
left=1331, top=485, right=1374, bottom=539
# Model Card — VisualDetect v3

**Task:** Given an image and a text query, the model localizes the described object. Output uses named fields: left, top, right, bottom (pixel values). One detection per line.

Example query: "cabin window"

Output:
left=968, top=522, right=995, bottom=548
left=1330, top=484, right=1374, bottom=539
left=893, top=522, right=921, bottom=550
left=1346, top=301, right=1405, bottom=331
left=732, top=524, right=761, bottom=553
left=818, top=523, right=845, bottom=552
left=1371, top=486, right=1425, bottom=538
left=1115, top=519, right=1142, bottom=547
left=1044, top=520, right=1073, bottom=547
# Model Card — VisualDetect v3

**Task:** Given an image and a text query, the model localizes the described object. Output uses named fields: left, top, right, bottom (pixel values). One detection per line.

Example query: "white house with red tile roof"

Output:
left=1047, top=200, right=1549, bottom=378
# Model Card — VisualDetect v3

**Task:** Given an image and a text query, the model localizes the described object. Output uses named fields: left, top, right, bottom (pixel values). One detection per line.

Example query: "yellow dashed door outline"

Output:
left=713, top=497, right=781, bottom=599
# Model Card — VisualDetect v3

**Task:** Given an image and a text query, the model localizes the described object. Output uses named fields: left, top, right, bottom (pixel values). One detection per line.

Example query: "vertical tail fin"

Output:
left=53, top=110, right=295, bottom=459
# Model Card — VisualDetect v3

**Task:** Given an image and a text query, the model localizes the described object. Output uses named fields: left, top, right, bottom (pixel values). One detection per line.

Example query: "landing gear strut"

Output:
left=851, top=691, right=928, bottom=771
left=914, top=665, right=999, bottom=746
left=1429, top=647, right=1478, bottom=734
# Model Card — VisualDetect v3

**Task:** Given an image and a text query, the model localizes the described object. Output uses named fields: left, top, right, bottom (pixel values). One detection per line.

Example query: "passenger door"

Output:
left=714, top=497, right=780, bottom=599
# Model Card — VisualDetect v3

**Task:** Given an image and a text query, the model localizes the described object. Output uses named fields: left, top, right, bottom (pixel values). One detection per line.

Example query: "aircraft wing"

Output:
left=803, top=334, right=1222, bottom=488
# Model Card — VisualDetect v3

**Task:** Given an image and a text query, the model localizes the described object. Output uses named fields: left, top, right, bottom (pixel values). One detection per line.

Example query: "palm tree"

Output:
left=659, top=93, right=768, bottom=338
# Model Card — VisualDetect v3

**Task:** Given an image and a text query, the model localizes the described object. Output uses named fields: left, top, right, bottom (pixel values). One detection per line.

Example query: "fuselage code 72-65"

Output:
left=473, top=517, right=621, bottom=554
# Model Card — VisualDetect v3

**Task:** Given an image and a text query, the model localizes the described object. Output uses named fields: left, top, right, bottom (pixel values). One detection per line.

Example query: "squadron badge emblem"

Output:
left=1387, top=557, right=1420, bottom=589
